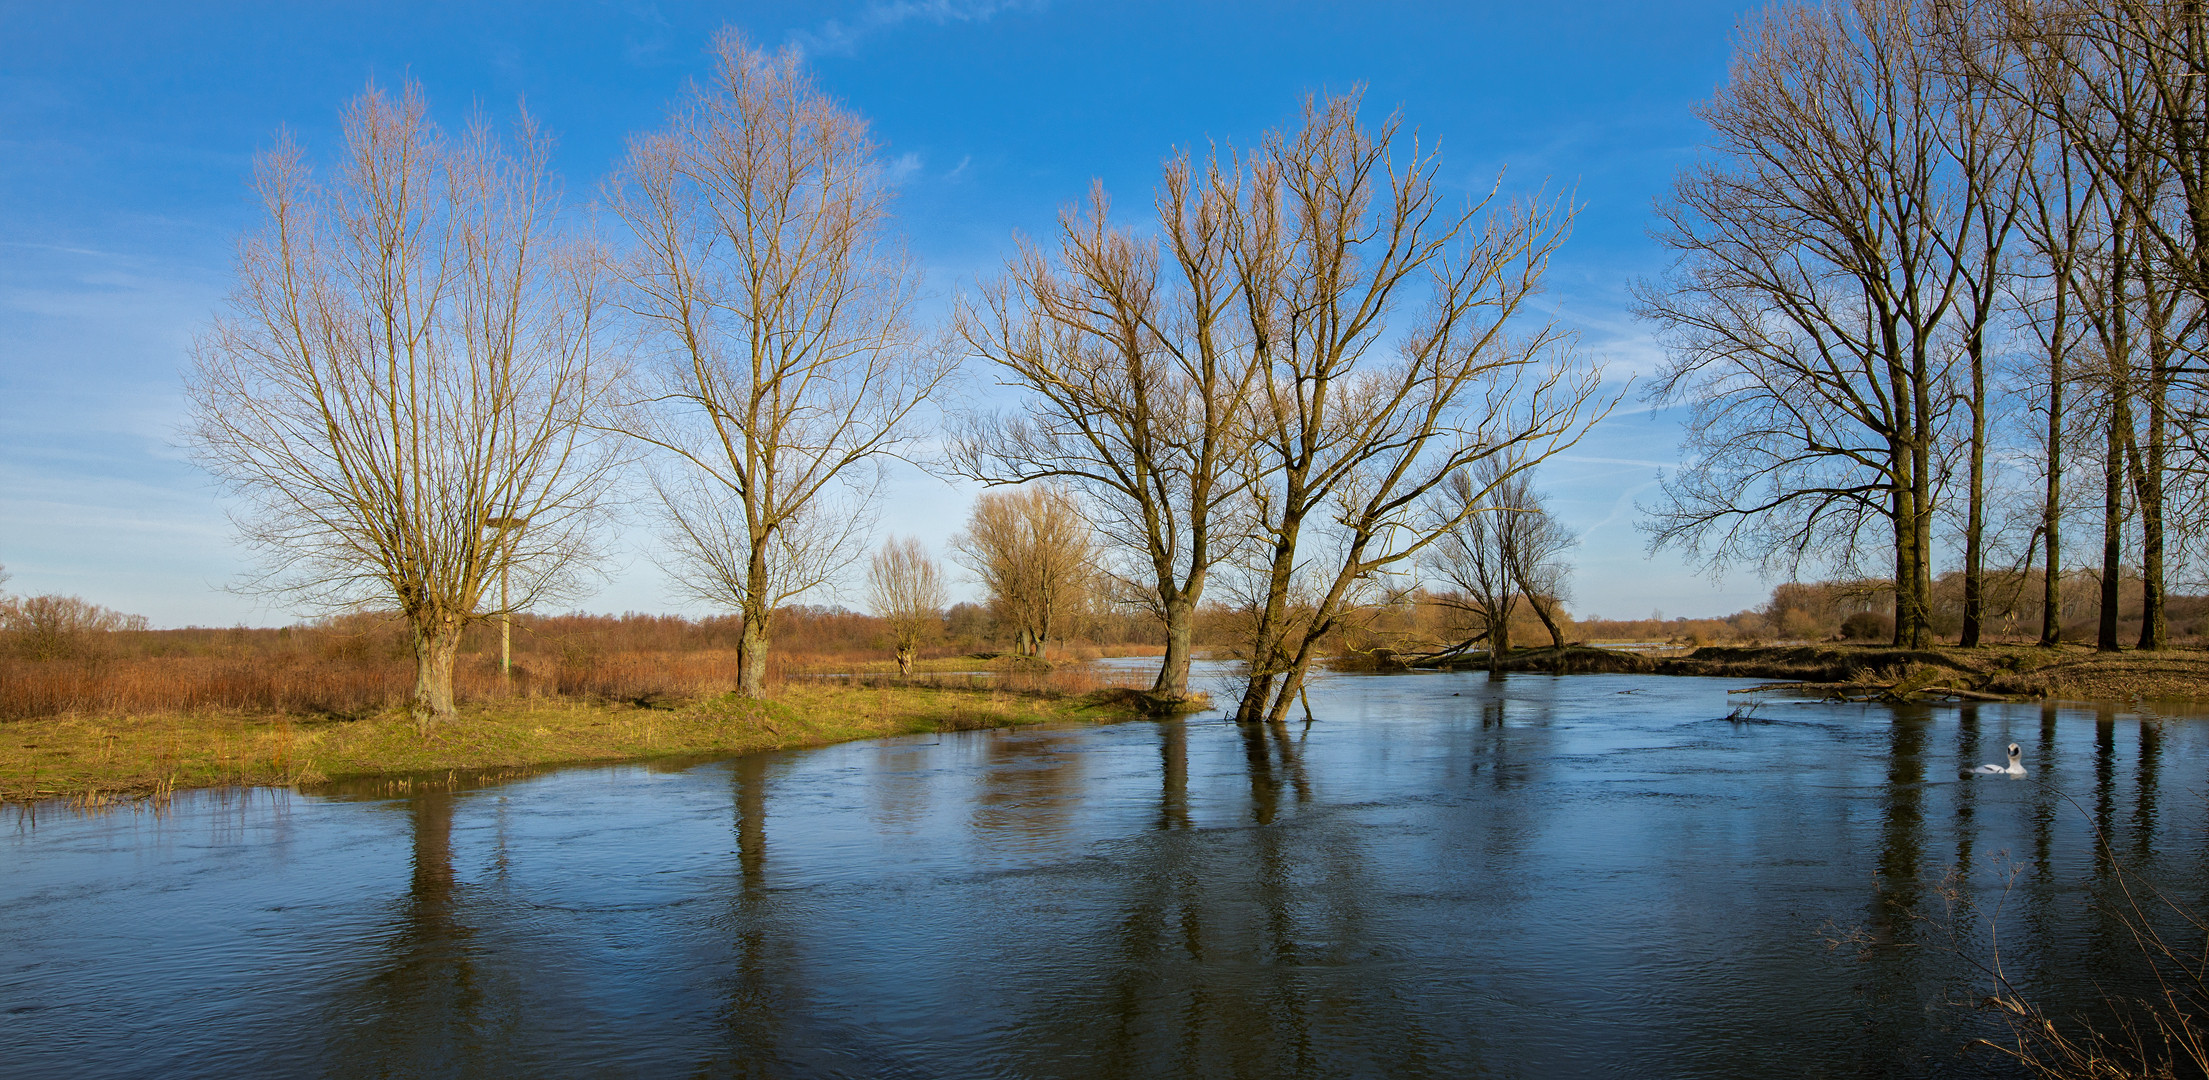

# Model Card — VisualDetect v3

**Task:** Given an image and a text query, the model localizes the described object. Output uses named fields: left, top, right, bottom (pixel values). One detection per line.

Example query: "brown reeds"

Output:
left=0, top=637, right=1166, bottom=722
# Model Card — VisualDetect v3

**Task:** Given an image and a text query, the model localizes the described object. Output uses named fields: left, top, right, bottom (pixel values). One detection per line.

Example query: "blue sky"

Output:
left=0, top=0, right=1775, bottom=627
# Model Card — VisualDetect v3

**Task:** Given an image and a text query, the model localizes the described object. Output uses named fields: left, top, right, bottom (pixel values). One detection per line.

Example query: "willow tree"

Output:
left=1224, top=93, right=1608, bottom=726
left=609, top=30, right=955, bottom=696
left=189, top=83, right=620, bottom=722
left=865, top=536, right=945, bottom=676
left=1422, top=458, right=1578, bottom=670
left=952, top=485, right=1095, bottom=658
left=956, top=161, right=1259, bottom=704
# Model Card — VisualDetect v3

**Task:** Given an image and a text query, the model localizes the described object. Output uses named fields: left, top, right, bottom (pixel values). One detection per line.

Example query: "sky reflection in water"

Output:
left=6, top=669, right=2208, bottom=1078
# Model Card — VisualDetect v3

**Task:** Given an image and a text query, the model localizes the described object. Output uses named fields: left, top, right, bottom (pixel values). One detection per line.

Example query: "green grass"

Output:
left=1, top=681, right=1143, bottom=806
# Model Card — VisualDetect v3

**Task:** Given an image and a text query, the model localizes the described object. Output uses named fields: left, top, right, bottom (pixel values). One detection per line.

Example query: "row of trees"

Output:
left=187, top=30, right=1606, bottom=723
left=1643, top=0, right=2209, bottom=652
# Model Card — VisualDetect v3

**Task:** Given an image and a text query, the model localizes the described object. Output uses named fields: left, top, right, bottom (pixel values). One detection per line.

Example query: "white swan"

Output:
left=1970, top=742, right=2027, bottom=776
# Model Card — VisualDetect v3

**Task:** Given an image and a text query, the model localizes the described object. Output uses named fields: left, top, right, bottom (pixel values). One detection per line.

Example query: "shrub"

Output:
left=1839, top=610, right=1894, bottom=642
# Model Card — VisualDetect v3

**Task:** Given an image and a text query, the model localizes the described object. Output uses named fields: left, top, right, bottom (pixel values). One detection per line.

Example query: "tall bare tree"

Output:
left=1638, top=0, right=2011, bottom=649
left=608, top=30, right=955, bottom=696
left=1223, top=93, right=1608, bottom=725
left=2004, top=42, right=2102, bottom=647
left=956, top=160, right=1259, bottom=704
left=866, top=536, right=946, bottom=676
left=189, top=83, right=619, bottom=722
left=2010, top=0, right=2209, bottom=650
left=952, top=485, right=1095, bottom=658
left=1940, top=0, right=2031, bottom=647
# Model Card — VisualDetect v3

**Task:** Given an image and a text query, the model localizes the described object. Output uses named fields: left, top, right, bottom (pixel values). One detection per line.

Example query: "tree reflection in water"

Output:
left=26, top=677, right=2209, bottom=1078
left=318, top=787, right=507, bottom=1076
left=1002, top=715, right=1449, bottom=1080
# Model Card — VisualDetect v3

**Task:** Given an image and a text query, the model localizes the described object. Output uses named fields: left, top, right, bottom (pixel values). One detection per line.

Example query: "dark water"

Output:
left=7, top=670, right=2209, bottom=1079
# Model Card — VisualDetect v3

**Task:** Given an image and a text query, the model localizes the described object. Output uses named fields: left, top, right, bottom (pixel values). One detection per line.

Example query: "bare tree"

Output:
left=189, top=82, right=619, bottom=722
left=2005, top=42, right=2104, bottom=647
left=952, top=485, right=1095, bottom=658
left=1223, top=93, right=1608, bottom=725
left=956, top=161, right=1259, bottom=706
left=866, top=536, right=945, bottom=675
left=1941, top=0, right=2031, bottom=647
left=607, top=30, right=956, bottom=696
left=2006, top=0, right=2209, bottom=650
left=0, top=594, right=148, bottom=661
left=1500, top=472, right=1578, bottom=649
left=1421, top=458, right=1578, bottom=671
left=1638, top=0, right=2016, bottom=649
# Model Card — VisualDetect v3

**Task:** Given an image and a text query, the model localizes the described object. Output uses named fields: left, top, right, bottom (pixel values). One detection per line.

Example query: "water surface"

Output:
left=6, top=670, right=2207, bottom=1078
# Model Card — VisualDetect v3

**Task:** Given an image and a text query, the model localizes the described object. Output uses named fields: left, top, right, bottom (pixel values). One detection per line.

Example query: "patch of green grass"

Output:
left=1, top=682, right=1140, bottom=805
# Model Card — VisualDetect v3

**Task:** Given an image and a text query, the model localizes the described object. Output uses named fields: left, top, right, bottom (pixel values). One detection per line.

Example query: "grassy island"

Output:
left=2, top=679, right=1149, bottom=807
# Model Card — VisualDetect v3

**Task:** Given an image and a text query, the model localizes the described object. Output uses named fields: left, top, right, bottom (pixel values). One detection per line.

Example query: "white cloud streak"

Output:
left=789, top=0, right=1040, bottom=58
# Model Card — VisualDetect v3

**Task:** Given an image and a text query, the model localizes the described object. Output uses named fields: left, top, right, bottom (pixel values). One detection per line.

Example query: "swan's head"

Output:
left=2008, top=742, right=2022, bottom=758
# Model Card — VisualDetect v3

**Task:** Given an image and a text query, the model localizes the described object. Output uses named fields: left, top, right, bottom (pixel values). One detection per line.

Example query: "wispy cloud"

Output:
left=619, top=2, right=678, bottom=67
left=885, top=151, right=925, bottom=186
left=789, top=0, right=1040, bottom=59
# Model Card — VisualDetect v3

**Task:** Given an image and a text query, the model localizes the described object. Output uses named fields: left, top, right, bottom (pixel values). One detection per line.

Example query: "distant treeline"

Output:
left=1573, top=572, right=2209, bottom=647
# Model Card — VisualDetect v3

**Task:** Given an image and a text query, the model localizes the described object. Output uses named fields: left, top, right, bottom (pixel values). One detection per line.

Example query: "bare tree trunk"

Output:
left=738, top=613, right=771, bottom=697
left=1961, top=341, right=1989, bottom=647
left=2100, top=393, right=2128, bottom=652
left=1910, top=351, right=1937, bottom=650
left=1894, top=458, right=1932, bottom=649
left=1488, top=602, right=1513, bottom=676
left=1235, top=517, right=1305, bottom=725
left=1530, top=596, right=1566, bottom=649
left=2134, top=410, right=2166, bottom=651
left=2099, top=231, right=2133, bottom=653
left=1156, top=596, right=1195, bottom=698
left=2041, top=296, right=2066, bottom=647
left=411, top=617, right=464, bottom=724
left=2132, top=277, right=2170, bottom=650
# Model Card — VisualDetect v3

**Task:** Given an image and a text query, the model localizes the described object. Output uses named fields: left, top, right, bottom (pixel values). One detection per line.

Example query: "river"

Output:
left=5, top=667, right=2207, bottom=1078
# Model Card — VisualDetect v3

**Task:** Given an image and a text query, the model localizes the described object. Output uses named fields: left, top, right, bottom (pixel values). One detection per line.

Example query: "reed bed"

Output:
left=0, top=649, right=1165, bottom=721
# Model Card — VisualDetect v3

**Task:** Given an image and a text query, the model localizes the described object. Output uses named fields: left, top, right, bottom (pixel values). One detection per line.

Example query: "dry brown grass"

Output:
left=0, top=639, right=1168, bottom=722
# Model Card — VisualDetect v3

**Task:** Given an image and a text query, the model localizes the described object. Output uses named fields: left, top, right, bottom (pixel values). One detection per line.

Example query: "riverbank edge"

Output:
left=1, top=682, right=1152, bottom=808
left=1382, top=641, right=2209, bottom=703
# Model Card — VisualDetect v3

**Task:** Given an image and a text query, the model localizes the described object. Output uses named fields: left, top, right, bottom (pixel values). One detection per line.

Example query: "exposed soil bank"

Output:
left=1, top=682, right=1145, bottom=807
left=1405, top=642, right=2209, bottom=703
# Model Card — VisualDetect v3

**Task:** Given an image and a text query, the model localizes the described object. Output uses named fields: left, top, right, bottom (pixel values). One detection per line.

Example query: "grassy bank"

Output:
left=1434, top=642, right=2209, bottom=702
left=1, top=681, right=1145, bottom=807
